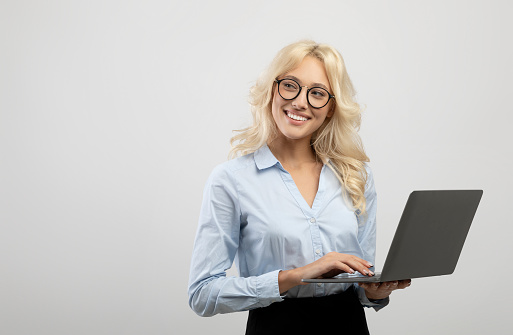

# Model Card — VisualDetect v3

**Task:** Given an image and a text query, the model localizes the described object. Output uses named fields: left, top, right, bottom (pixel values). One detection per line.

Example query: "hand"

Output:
left=302, top=252, right=375, bottom=280
left=278, top=252, right=374, bottom=294
left=359, top=279, right=411, bottom=300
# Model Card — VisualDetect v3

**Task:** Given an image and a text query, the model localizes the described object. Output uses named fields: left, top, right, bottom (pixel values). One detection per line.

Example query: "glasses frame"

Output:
left=274, top=78, right=335, bottom=109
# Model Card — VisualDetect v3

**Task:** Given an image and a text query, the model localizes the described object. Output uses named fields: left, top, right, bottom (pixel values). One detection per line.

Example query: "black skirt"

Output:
left=245, top=287, right=370, bottom=335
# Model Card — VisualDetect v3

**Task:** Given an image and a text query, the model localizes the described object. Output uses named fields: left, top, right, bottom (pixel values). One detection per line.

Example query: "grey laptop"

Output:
left=302, top=190, right=483, bottom=284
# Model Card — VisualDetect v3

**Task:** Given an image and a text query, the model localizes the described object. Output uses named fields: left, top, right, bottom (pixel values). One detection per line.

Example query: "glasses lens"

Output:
left=278, top=79, right=300, bottom=100
left=308, top=88, right=330, bottom=108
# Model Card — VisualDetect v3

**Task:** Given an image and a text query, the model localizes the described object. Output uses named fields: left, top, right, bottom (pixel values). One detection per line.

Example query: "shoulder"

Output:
left=207, top=152, right=256, bottom=185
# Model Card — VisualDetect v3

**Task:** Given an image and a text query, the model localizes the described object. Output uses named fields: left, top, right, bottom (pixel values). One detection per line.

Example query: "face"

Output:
left=271, top=56, right=334, bottom=142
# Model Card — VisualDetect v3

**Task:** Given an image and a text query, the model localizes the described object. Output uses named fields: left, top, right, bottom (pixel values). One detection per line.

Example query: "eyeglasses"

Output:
left=275, top=78, right=335, bottom=109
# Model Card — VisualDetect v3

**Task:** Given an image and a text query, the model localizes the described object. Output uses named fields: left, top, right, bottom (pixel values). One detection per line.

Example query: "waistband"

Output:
left=245, top=287, right=370, bottom=335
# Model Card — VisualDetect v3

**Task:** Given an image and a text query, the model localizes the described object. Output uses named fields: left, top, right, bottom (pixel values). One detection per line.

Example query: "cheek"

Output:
left=271, top=94, right=285, bottom=117
left=315, top=107, right=331, bottom=122
left=271, top=99, right=279, bottom=119
left=270, top=101, right=283, bottom=129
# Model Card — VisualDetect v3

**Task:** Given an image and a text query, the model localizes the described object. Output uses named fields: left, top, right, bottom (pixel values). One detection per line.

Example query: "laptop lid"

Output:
left=302, top=190, right=483, bottom=283
left=379, top=189, right=482, bottom=281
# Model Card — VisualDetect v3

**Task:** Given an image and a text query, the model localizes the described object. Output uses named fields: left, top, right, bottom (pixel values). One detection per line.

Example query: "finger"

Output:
left=343, top=259, right=375, bottom=277
left=378, top=281, right=398, bottom=292
left=351, top=256, right=373, bottom=269
left=378, top=281, right=402, bottom=293
left=357, top=268, right=374, bottom=276
left=336, top=253, right=373, bottom=268
left=328, top=253, right=374, bottom=277
left=333, top=261, right=355, bottom=274
left=397, top=279, right=411, bottom=289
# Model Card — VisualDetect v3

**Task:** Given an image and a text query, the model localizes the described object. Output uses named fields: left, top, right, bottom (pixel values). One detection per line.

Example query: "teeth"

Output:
left=286, top=111, right=308, bottom=121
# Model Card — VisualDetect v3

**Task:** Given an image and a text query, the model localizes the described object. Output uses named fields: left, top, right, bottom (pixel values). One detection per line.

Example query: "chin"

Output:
left=277, top=128, right=311, bottom=141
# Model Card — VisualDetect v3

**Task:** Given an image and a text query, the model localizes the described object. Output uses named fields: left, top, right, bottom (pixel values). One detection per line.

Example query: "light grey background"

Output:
left=1, top=0, right=511, bottom=334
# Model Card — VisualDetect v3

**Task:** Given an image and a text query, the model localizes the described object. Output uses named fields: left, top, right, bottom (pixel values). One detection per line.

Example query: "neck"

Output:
left=267, top=136, right=318, bottom=168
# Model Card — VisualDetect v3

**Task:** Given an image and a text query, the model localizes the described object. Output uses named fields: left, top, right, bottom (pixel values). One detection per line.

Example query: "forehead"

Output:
left=283, top=56, right=331, bottom=90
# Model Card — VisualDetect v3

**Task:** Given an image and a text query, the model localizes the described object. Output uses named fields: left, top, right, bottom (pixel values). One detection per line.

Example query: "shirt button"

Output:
left=317, top=283, right=322, bottom=287
left=315, top=249, right=321, bottom=255
left=310, top=217, right=316, bottom=223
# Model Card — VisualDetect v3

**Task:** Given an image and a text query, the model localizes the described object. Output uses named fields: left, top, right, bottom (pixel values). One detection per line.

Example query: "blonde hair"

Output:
left=230, top=40, right=370, bottom=214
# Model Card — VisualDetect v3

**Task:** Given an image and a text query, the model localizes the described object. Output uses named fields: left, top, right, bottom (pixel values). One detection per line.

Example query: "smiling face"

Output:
left=271, top=56, right=334, bottom=143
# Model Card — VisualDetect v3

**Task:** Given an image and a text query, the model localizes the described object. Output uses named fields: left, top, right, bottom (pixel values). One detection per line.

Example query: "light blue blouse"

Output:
left=188, top=145, right=388, bottom=317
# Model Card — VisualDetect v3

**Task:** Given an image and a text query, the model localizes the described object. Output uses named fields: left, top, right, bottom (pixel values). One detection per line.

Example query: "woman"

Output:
left=188, top=40, right=410, bottom=334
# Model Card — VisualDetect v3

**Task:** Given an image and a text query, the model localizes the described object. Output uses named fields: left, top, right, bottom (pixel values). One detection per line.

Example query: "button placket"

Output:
left=308, top=216, right=324, bottom=296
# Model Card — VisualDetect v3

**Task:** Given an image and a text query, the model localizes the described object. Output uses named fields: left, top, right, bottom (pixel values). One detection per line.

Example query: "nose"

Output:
left=292, top=87, right=309, bottom=110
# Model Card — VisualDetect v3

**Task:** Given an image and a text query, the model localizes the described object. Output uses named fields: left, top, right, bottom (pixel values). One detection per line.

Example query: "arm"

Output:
left=188, top=165, right=283, bottom=317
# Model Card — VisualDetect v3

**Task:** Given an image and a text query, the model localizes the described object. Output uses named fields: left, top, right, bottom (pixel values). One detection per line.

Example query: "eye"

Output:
left=310, top=88, right=327, bottom=99
left=281, top=79, right=299, bottom=91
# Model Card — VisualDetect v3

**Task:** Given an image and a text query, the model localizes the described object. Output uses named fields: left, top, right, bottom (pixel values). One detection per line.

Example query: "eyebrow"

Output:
left=282, top=75, right=330, bottom=91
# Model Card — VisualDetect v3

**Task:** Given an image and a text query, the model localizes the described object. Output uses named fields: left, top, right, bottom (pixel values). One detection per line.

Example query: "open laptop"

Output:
left=302, top=190, right=483, bottom=283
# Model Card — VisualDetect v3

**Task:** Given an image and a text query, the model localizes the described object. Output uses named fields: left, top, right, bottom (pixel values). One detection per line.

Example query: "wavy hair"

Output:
left=229, top=40, right=370, bottom=214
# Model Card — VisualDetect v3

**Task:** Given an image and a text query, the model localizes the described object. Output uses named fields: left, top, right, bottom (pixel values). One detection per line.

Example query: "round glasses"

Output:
left=275, top=78, right=335, bottom=109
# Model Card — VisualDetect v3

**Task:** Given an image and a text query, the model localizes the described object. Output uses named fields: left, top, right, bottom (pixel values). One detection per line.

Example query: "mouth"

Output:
left=284, top=110, right=310, bottom=122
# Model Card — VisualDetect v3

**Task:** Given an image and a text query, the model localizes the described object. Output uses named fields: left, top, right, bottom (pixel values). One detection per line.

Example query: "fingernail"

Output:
left=363, top=269, right=368, bottom=275
left=369, top=271, right=374, bottom=276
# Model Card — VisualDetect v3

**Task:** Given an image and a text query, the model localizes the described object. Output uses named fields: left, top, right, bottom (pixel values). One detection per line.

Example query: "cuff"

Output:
left=355, top=284, right=390, bottom=311
left=255, top=269, right=284, bottom=308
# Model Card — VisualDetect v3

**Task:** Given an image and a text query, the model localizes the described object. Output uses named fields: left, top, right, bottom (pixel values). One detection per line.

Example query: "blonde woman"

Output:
left=188, top=40, right=410, bottom=334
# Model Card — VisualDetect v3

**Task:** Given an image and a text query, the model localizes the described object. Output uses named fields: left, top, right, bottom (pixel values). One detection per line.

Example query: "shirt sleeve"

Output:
left=356, top=287, right=390, bottom=311
left=353, top=165, right=389, bottom=311
left=188, top=164, right=283, bottom=317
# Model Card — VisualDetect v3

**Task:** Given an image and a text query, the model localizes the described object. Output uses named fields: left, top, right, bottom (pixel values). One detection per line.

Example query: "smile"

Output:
left=285, top=111, right=309, bottom=121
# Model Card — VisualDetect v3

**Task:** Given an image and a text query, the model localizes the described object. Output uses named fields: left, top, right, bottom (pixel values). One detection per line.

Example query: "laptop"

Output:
left=302, top=190, right=483, bottom=283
